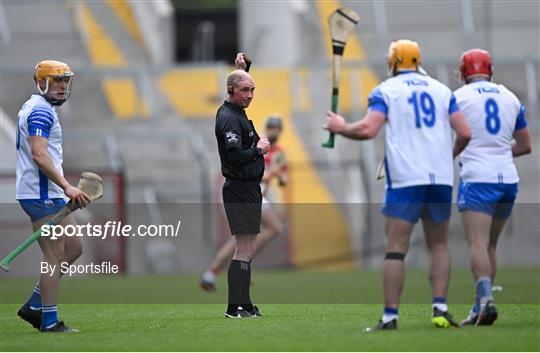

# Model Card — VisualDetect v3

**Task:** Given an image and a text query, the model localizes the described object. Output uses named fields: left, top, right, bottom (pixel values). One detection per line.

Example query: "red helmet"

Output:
left=459, top=49, right=492, bottom=83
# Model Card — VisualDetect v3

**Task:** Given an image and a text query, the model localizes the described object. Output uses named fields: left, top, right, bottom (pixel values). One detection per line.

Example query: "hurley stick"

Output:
left=0, top=172, right=103, bottom=271
left=322, top=8, right=360, bottom=148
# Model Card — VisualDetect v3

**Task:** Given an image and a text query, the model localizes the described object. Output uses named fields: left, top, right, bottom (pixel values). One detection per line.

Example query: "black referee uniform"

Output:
left=215, top=100, right=265, bottom=235
left=215, top=99, right=264, bottom=317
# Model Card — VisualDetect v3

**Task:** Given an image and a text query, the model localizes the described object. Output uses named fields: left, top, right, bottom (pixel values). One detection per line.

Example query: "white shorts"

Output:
left=262, top=196, right=272, bottom=211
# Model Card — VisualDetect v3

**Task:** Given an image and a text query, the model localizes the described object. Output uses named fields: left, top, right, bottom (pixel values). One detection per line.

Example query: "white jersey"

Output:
left=368, top=72, right=458, bottom=189
left=16, top=94, right=65, bottom=200
left=454, top=81, right=526, bottom=184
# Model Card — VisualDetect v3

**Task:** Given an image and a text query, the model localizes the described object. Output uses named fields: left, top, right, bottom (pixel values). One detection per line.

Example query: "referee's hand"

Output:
left=235, top=53, right=251, bottom=72
left=257, top=138, right=270, bottom=155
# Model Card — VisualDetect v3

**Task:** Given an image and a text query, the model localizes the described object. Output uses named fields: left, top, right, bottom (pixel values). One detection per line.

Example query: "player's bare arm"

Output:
left=449, top=111, right=471, bottom=158
left=30, top=136, right=90, bottom=207
left=512, top=128, right=532, bottom=157
left=262, top=162, right=288, bottom=187
left=325, top=110, right=385, bottom=140
left=275, top=159, right=288, bottom=187
left=261, top=168, right=274, bottom=184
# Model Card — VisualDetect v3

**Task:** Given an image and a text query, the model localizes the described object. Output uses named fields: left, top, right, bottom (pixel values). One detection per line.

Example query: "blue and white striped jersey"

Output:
left=368, top=72, right=459, bottom=189
left=16, top=94, right=65, bottom=200
left=454, top=81, right=527, bottom=184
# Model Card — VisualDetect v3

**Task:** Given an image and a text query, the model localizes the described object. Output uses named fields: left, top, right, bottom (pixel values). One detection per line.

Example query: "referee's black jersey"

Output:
left=215, top=101, right=265, bottom=181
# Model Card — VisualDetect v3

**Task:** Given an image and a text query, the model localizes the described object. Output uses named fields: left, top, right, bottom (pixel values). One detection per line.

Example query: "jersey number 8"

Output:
left=485, top=98, right=501, bottom=135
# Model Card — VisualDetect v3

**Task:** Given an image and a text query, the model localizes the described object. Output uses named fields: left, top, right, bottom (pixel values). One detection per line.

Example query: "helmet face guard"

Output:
left=459, top=49, right=492, bottom=83
left=34, top=60, right=74, bottom=106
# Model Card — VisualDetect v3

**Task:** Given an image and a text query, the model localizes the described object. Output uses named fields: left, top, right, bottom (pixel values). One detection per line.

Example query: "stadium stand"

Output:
left=1, top=0, right=538, bottom=274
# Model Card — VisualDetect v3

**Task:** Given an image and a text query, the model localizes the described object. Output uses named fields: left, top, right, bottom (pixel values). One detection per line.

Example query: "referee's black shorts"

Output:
left=222, top=179, right=262, bottom=235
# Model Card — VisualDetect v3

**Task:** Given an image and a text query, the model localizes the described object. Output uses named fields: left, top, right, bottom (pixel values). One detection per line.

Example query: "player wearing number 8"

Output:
left=325, top=39, right=471, bottom=330
left=454, top=49, right=532, bottom=326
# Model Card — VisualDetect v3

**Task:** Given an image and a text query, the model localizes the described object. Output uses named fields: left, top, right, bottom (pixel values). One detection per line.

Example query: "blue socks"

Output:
left=432, top=296, right=448, bottom=312
left=28, top=284, right=60, bottom=329
left=26, top=284, right=41, bottom=311
left=382, top=307, right=398, bottom=323
left=42, top=305, right=58, bottom=329
left=470, top=277, right=493, bottom=316
left=475, top=277, right=493, bottom=311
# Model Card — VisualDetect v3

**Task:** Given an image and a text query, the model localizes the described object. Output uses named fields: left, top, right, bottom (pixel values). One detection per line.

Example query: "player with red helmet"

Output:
left=327, top=39, right=471, bottom=331
left=454, top=49, right=532, bottom=326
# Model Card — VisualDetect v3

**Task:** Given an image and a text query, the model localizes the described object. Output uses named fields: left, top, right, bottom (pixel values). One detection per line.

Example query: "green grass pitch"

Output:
left=1, top=268, right=539, bottom=351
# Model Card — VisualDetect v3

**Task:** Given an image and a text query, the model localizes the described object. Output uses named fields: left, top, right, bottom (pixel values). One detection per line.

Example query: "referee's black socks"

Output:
left=227, top=259, right=252, bottom=314
left=241, top=261, right=253, bottom=312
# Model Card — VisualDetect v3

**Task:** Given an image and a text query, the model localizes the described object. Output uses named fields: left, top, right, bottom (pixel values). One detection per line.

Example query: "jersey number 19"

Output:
left=408, top=91, right=436, bottom=128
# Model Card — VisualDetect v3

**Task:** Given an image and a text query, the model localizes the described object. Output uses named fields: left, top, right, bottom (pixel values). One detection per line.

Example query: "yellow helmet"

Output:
left=387, top=40, right=422, bottom=76
left=34, top=60, right=74, bottom=106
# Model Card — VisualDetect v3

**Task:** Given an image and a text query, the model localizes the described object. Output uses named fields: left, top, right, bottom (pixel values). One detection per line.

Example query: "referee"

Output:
left=215, top=53, right=270, bottom=318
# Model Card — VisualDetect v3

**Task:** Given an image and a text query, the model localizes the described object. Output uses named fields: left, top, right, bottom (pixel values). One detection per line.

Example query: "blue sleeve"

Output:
left=367, top=87, right=388, bottom=114
left=515, top=105, right=528, bottom=130
left=448, top=94, right=460, bottom=115
left=27, top=106, right=53, bottom=138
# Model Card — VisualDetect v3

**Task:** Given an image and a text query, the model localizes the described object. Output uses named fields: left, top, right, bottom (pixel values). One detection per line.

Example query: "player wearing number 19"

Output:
left=325, top=39, right=471, bottom=330
left=454, top=49, right=532, bottom=326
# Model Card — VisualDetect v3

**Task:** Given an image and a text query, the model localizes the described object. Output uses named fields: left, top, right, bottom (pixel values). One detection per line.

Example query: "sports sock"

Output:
left=41, top=304, right=58, bottom=329
left=432, top=296, right=448, bottom=313
left=382, top=307, right=398, bottom=324
left=227, top=260, right=243, bottom=314
left=476, top=277, right=493, bottom=307
left=202, top=269, right=216, bottom=283
left=26, top=284, right=42, bottom=310
left=240, top=261, right=253, bottom=312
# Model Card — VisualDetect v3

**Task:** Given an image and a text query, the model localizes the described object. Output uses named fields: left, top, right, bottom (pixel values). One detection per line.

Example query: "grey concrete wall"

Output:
left=239, top=1, right=306, bottom=66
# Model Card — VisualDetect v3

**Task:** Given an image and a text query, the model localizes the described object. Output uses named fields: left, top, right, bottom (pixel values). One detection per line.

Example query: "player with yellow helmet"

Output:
left=386, top=39, right=422, bottom=76
left=326, top=39, right=471, bottom=331
left=16, top=60, right=89, bottom=332
left=33, top=60, right=74, bottom=106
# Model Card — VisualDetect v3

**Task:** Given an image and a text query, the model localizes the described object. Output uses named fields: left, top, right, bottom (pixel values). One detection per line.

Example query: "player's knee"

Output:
left=69, top=241, right=83, bottom=262
left=469, top=241, right=488, bottom=254
left=269, top=223, right=283, bottom=238
left=44, top=243, right=67, bottom=263
left=386, top=239, right=409, bottom=253
left=427, top=241, right=448, bottom=254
